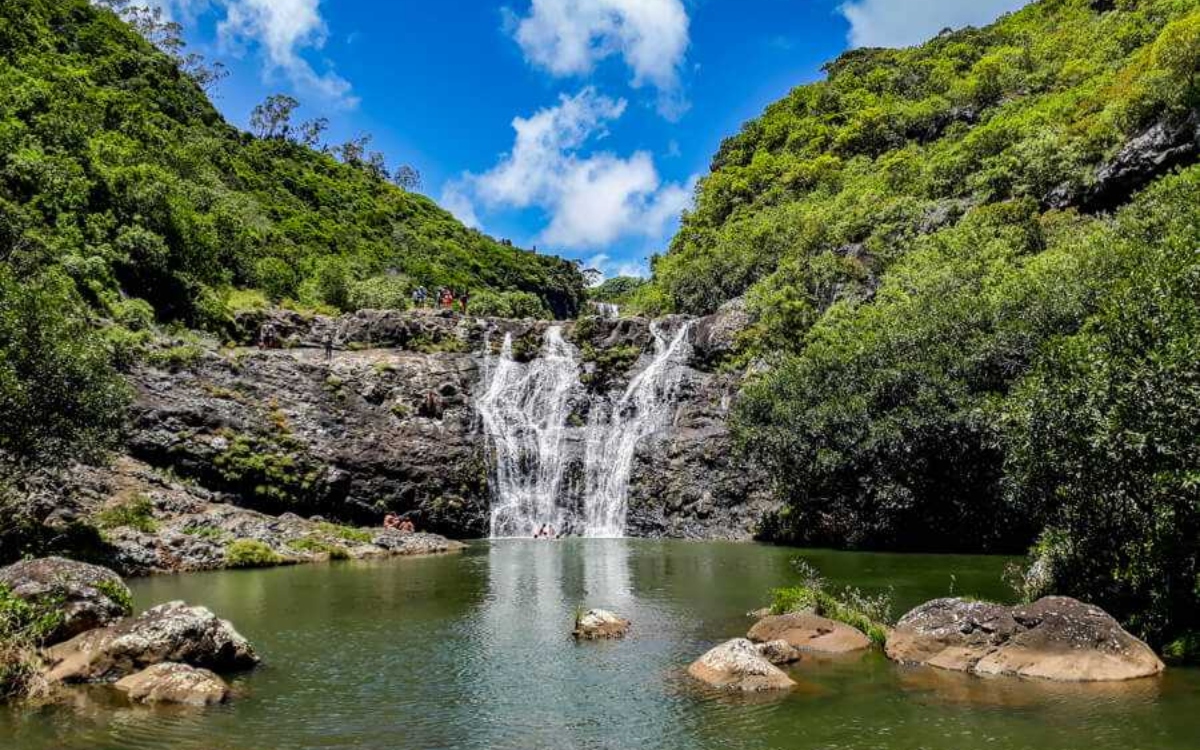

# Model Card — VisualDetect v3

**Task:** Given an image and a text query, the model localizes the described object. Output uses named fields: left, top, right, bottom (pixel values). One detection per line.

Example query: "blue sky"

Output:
left=146, top=0, right=1028, bottom=278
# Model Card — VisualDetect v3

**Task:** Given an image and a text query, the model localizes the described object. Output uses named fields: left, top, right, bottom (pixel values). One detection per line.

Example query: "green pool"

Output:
left=4, top=540, right=1197, bottom=749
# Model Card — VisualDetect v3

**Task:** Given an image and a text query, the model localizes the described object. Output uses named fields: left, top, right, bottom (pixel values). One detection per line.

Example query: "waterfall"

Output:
left=580, top=322, right=693, bottom=537
left=478, top=327, right=579, bottom=538
left=478, top=321, right=693, bottom=538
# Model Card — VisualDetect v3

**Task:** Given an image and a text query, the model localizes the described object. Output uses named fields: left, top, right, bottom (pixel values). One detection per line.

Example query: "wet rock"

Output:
left=0, top=557, right=132, bottom=645
left=755, top=639, right=802, bottom=665
left=886, top=596, right=1165, bottom=682
left=45, top=601, right=259, bottom=683
left=687, top=638, right=797, bottom=692
left=748, top=613, right=872, bottom=655
left=115, top=663, right=230, bottom=706
left=572, top=609, right=631, bottom=640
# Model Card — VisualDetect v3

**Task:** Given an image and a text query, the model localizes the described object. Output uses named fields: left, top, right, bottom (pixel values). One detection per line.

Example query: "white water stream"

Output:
left=477, top=321, right=693, bottom=538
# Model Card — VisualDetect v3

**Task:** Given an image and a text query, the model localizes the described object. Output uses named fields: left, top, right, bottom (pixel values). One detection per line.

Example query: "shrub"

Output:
left=348, top=275, right=412, bottom=311
left=0, top=584, right=59, bottom=701
left=225, top=539, right=284, bottom=568
left=96, top=496, right=158, bottom=534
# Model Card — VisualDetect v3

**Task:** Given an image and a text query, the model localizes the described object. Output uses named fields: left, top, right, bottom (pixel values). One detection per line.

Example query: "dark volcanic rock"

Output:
left=886, top=596, right=1165, bottom=682
left=1046, top=111, right=1200, bottom=212
left=0, top=557, right=132, bottom=644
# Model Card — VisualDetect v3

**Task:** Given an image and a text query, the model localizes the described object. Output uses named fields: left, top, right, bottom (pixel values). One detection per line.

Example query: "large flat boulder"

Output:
left=886, top=596, right=1164, bottom=682
left=45, top=601, right=259, bottom=683
left=115, top=663, right=230, bottom=706
left=0, top=557, right=132, bottom=644
left=687, top=638, right=797, bottom=692
left=748, top=612, right=871, bottom=654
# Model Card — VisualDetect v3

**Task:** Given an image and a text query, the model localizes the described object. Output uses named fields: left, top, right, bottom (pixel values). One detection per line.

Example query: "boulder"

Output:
left=572, top=609, right=631, bottom=640
left=0, top=557, right=132, bottom=644
left=115, top=663, right=230, bottom=706
left=886, top=596, right=1164, bottom=682
left=748, top=613, right=872, bottom=655
left=755, top=639, right=802, bottom=665
left=687, top=638, right=797, bottom=692
left=45, top=601, right=259, bottom=683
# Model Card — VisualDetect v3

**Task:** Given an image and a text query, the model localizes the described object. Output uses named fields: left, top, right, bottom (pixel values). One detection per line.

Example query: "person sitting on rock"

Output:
left=384, top=513, right=401, bottom=530
left=400, top=518, right=415, bottom=534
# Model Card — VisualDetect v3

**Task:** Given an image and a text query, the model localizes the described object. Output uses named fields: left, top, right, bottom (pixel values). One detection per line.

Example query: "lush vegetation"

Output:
left=0, top=0, right=588, bottom=481
left=637, top=0, right=1200, bottom=653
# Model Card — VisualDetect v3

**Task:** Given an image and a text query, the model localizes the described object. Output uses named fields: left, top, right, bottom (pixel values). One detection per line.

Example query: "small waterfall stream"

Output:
left=477, top=320, right=693, bottom=538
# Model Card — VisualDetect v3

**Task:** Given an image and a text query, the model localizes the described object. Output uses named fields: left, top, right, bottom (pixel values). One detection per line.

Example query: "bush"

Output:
left=0, top=268, right=129, bottom=466
left=469, top=290, right=551, bottom=319
left=0, top=584, right=59, bottom=701
left=225, top=539, right=284, bottom=568
left=96, top=495, right=158, bottom=534
left=348, top=275, right=411, bottom=311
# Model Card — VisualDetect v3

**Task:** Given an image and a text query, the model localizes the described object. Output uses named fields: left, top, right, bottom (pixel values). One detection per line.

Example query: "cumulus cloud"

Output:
left=444, top=88, right=693, bottom=251
left=216, top=0, right=356, bottom=106
left=508, top=0, right=690, bottom=118
left=839, top=0, right=1030, bottom=49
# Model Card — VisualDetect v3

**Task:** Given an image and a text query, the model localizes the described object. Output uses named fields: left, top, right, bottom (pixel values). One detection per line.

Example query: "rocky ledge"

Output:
left=0, top=557, right=133, bottom=643
left=885, top=596, right=1165, bottom=682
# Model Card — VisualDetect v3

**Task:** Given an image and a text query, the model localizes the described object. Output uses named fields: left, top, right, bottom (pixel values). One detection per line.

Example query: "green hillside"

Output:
left=644, top=0, right=1200, bottom=654
left=0, top=0, right=586, bottom=328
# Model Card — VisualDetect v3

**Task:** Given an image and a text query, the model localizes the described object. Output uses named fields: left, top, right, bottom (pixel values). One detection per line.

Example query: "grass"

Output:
left=95, top=496, right=158, bottom=534
left=225, top=539, right=284, bottom=568
left=315, top=522, right=374, bottom=545
left=288, top=537, right=351, bottom=560
left=93, top=580, right=133, bottom=616
left=769, top=560, right=893, bottom=646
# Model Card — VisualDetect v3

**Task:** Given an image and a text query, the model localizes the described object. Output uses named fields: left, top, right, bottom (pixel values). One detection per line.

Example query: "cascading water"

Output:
left=580, top=322, right=692, bottom=537
left=477, top=327, right=579, bottom=538
left=477, top=320, right=693, bottom=538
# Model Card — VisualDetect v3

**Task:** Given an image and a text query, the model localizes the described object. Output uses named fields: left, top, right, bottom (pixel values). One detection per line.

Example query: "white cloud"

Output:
left=586, top=253, right=649, bottom=280
left=508, top=0, right=690, bottom=118
left=839, top=0, right=1030, bottom=49
left=444, top=87, right=693, bottom=251
left=216, top=0, right=356, bottom=106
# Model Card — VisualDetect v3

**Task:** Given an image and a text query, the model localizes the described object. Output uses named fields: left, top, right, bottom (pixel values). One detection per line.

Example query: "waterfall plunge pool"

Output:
left=4, top=540, right=1199, bottom=750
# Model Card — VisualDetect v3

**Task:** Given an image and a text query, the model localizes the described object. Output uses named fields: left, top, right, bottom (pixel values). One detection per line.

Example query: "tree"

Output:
left=250, top=95, right=300, bottom=140
left=392, top=165, right=422, bottom=191
left=335, top=134, right=372, bottom=166
left=297, top=117, right=329, bottom=149
left=181, top=53, right=228, bottom=92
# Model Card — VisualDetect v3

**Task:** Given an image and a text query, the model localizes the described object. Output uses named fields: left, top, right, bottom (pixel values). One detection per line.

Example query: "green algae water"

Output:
left=4, top=540, right=1199, bottom=750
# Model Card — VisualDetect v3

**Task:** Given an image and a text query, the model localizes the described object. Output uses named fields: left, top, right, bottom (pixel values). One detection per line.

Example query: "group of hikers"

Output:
left=411, top=286, right=470, bottom=314
left=383, top=514, right=416, bottom=534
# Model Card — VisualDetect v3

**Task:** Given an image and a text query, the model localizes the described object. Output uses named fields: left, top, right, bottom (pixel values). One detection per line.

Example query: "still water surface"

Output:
left=4, top=540, right=1198, bottom=749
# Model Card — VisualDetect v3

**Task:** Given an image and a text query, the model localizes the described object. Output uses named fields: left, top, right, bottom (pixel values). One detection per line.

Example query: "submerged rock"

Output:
left=572, top=609, right=631, bottom=640
left=115, top=663, right=230, bottom=706
left=747, top=613, right=871, bottom=655
left=45, top=601, right=259, bottom=683
left=687, top=638, right=797, bottom=692
left=886, top=596, right=1164, bottom=682
left=0, top=557, right=132, bottom=645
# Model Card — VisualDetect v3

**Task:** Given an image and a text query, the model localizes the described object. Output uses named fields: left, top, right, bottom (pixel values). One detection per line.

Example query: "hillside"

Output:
left=637, top=0, right=1200, bottom=655
left=0, top=0, right=586, bottom=326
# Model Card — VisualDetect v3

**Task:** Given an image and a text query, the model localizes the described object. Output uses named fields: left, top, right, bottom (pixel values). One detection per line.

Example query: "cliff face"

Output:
left=118, top=309, right=773, bottom=541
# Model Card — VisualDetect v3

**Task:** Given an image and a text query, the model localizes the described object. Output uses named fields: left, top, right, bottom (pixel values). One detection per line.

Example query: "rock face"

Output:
left=0, top=557, right=132, bottom=644
left=45, top=601, right=259, bottom=683
left=112, top=309, right=774, bottom=543
left=687, top=638, right=797, bottom=692
left=115, top=663, right=230, bottom=706
left=747, top=613, right=872, bottom=655
left=572, top=609, right=631, bottom=640
left=1045, top=111, right=1200, bottom=212
left=885, top=596, right=1165, bottom=682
